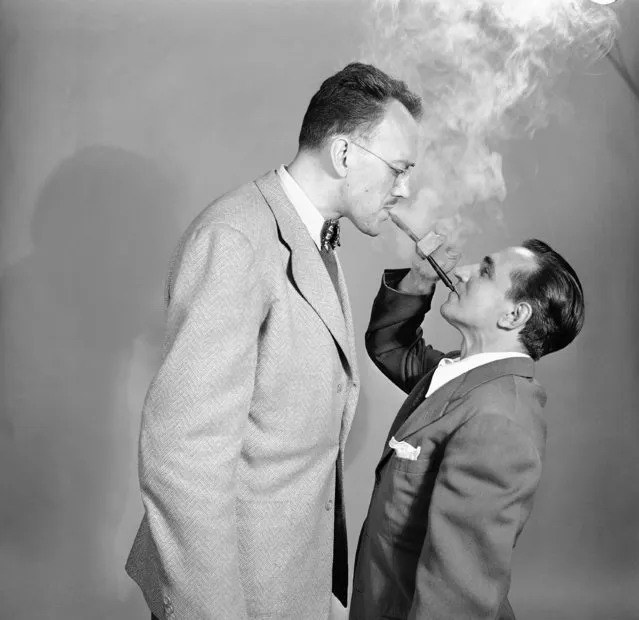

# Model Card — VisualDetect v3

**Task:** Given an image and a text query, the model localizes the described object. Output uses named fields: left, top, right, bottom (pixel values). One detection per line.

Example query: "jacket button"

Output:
left=325, top=499, right=333, bottom=511
left=337, top=383, right=343, bottom=393
left=163, top=596, right=174, bottom=616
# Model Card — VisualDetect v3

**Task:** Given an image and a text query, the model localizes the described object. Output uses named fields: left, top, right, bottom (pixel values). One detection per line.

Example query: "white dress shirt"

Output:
left=276, top=165, right=325, bottom=250
left=425, top=352, right=530, bottom=399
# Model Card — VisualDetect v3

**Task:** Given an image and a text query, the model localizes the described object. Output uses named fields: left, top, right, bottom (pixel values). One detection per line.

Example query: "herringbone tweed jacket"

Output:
left=125, top=170, right=360, bottom=620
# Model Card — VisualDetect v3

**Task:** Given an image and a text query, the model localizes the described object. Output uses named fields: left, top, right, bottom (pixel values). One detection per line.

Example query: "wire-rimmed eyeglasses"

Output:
left=351, top=141, right=412, bottom=184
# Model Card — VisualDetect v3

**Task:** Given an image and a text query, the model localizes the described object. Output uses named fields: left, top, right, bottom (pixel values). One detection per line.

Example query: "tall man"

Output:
left=125, top=63, right=423, bottom=620
left=350, top=238, right=585, bottom=620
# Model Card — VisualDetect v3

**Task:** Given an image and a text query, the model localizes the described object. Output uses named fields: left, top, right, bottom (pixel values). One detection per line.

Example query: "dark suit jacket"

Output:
left=350, top=271, right=547, bottom=620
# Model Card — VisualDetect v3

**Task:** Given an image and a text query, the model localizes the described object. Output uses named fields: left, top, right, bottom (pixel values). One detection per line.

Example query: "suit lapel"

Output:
left=335, top=252, right=359, bottom=444
left=375, top=363, right=457, bottom=475
left=254, top=172, right=353, bottom=372
left=376, top=356, right=535, bottom=473
left=388, top=364, right=440, bottom=440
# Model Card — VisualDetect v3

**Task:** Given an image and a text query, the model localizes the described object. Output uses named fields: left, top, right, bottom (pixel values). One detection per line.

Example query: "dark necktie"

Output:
left=320, top=245, right=340, bottom=297
left=320, top=219, right=341, bottom=295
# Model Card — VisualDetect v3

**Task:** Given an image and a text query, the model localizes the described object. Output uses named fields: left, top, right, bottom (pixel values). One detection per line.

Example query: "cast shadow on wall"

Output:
left=0, top=146, right=179, bottom=620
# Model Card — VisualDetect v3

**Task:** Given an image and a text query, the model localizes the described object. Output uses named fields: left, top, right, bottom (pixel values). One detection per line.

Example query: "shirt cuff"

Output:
left=379, top=269, right=433, bottom=317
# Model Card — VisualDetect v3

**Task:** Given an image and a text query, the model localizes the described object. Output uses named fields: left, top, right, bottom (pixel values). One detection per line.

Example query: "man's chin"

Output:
left=439, top=301, right=456, bottom=324
left=364, top=216, right=385, bottom=237
left=363, top=223, right=381, bottom=238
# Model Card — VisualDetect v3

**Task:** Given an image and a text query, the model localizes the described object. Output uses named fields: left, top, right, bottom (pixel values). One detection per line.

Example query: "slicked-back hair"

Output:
left=507, top=239, right=585, bottom=361
left=298, top=62, right=423, bottom=150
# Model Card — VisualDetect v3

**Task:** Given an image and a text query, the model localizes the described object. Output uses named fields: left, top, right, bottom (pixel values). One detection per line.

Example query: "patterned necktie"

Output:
left=319, top=220, right=340, bottom=298
left=320, top=219, right=341, bottom=253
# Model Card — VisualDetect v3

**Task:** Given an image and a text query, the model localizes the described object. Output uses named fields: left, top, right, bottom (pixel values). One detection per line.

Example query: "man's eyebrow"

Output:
left=480, top=256, right=495, bottom=278
left=392, top=159, right=415, bottom=169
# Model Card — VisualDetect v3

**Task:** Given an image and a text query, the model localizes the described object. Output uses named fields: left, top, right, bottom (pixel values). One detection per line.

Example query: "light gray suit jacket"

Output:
left=126, top=171, right=360, bottom=620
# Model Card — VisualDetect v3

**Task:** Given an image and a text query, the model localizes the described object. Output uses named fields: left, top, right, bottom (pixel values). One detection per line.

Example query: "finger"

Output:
left=430, top=245, right=462, bottom=273
left=444, top=245, right=462, bottom=261
left=431, top=242, right=456, bottom=261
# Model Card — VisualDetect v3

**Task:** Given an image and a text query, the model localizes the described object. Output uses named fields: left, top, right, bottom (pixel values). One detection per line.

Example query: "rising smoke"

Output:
left=363, top=0, right=619, bottom=247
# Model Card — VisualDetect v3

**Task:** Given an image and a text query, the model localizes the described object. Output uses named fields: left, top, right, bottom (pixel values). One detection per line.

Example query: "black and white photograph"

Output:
left=0, top=1, right=637, bottom=619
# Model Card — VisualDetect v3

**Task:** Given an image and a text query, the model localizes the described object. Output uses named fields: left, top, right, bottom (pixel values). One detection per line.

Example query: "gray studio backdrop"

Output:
left=0, top=1, right=637, bottom=619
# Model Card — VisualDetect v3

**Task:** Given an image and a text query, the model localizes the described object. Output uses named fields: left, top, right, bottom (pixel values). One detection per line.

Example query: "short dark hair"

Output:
left=507, top=239, right=585, bottom=361
left=298, top=62, right=423, bottom=150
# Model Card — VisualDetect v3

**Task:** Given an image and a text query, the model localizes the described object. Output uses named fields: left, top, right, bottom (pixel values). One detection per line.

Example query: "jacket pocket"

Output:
left=390, top=454, right=436, bottom=474
left=383, top=461, right=438, bottom=545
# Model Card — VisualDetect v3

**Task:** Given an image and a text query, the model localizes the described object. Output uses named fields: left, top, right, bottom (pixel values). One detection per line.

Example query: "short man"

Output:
left=125, top=63, right=423, bottom=620
left=350, top=238, right=585, bottom=620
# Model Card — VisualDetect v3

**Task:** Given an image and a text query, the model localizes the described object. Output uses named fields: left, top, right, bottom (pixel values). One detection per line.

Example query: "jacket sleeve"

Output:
left=365, top=268, right=447, bottom=394
left=138, top=222, right=267, bottom=619
left=409, top=412, right=543, bottom=620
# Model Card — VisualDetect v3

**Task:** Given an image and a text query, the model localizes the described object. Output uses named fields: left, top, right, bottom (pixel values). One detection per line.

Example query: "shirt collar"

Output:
left=425, top=351, right=531, bottom=400
left=276, top=165, right=326, bottom=250
left=439, top=351, right=530, bottom=367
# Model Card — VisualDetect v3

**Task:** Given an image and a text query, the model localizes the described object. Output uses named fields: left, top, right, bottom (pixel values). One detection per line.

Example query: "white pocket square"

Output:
left=389, top=436, right=421, bottom=461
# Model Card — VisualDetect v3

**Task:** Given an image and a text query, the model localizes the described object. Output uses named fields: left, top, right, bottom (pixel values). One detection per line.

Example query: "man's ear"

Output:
left=498, top=301, right=532, bottom=331
left=329, top=137, right=349, bottom=178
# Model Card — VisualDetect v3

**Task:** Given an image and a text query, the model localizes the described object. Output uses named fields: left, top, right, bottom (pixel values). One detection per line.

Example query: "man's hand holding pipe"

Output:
left=398, top=230, right=462, bottom=295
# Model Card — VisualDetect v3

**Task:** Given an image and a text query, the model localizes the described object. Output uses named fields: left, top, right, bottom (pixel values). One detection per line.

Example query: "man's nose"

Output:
left=391, top=176, right=411, bottom=200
